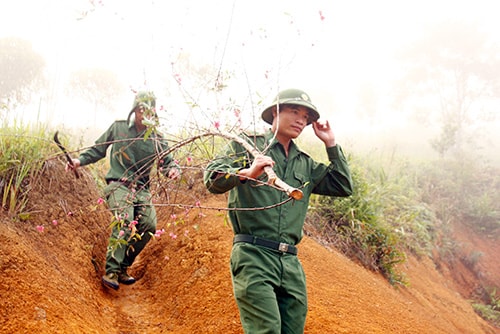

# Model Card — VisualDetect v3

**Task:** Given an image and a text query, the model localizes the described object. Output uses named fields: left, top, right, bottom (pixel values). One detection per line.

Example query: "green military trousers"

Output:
left=230, top=242, right=308, bottom=334
left=103, top=182, right=157, bottom=274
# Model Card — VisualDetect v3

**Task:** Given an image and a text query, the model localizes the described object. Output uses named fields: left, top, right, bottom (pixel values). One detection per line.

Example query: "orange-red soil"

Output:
left=1, top=161, right=499, bottom=333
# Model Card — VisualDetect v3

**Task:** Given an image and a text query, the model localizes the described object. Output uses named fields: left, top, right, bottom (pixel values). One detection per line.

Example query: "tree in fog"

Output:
left=0, top=37, right=45, bottom=111
left=66, top=68, right=123, bottom=126
left=394, top=21, right=500, bottom=157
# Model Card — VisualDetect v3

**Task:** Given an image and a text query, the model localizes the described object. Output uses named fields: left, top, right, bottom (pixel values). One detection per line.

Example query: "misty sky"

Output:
left=1, top=0, right=499, bottom=154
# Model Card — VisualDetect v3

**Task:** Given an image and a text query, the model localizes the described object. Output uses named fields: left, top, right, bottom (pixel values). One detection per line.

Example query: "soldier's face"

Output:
left=272, top=105, right=309, bottom=139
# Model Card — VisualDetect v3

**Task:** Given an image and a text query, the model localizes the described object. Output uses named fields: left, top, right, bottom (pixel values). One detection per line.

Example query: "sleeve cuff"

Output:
left=326, top=145, right=341, bottom=161
left=78, top=156, right=89, bottom=167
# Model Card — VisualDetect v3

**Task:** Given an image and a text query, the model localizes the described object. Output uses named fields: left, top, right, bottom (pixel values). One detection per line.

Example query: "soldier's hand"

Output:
left=312, top=120, right=336, bottom=147
left=65, top=159, right=81, bottom=173
left=238, top=155, right=274, bottom=180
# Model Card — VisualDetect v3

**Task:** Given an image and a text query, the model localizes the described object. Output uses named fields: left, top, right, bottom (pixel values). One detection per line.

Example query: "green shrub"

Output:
left=472, top=303, right=500, bottom=327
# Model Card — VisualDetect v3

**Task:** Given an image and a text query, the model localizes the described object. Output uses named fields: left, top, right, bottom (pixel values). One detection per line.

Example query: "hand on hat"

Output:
left=312, top=120, right=336, bottom=148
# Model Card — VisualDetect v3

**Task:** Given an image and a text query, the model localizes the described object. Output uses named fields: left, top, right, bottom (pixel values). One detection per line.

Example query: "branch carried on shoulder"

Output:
left=160, top=130, right=304, bottom=200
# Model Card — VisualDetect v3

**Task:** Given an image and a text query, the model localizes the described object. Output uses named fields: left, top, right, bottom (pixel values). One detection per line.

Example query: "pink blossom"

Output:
left=52, top=220, right=58, bottom=226
left=130, top=220, right=138, bottom=226
left=170, top=214, right=177, bottom=220
left=97, top=197, right=104, bottom=205
left=118, top=230, right=125, bottom=237
left=36, top=225, right=44, bottom=233
left=67, top=211, right=73, bottom=217
left=195, top=200, right=201, bottom=207
left=154, top=229, right=165, bottom=238
left=186, top=156, right=193, bottom=163
left=169, top=232, right=177, bottom=239
left=214, top=121, right=220, bottom=129
left=174, top=73, right=182, bottom=84
left=319, top=10, right=325, bottom=21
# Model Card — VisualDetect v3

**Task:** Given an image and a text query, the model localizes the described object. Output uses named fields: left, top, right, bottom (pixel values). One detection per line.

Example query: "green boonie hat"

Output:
left=261, top=88, right=320, bottom=125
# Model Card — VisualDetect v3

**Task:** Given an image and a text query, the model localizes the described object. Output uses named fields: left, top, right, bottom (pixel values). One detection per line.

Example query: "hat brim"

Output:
left=127, top=102, right=158, bottom=123
left=261, top=100, right=320, bottom=125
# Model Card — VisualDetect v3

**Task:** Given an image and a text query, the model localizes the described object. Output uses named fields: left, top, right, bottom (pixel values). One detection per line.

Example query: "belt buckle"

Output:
left=278, top=242, right=289, bottom=253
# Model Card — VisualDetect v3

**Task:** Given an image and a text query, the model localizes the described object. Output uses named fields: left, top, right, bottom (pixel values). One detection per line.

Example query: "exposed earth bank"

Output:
left=1, top=161, right=499, bottom=333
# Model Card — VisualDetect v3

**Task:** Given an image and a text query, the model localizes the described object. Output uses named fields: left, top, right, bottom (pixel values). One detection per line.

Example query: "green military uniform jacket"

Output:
left=78, top=119, right=177, bottom=188
left=204, top=130, right=353, bottom=246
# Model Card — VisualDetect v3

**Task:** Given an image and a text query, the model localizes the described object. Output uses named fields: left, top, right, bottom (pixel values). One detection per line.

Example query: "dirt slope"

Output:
left=0, top=161, right=499, bottom=334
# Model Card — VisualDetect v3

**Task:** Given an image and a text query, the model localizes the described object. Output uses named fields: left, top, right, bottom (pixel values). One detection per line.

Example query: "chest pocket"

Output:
left=117, top=138, right=155, bottom=173
left=136, top=142, right=156, bottom=160
left=291, top=171, right=309, bottom=189
left=131, top=135, right=157, bottom=157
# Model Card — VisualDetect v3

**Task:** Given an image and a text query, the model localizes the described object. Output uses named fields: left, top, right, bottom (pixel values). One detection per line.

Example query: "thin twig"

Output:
left=153, top=197, right=294, bottom=211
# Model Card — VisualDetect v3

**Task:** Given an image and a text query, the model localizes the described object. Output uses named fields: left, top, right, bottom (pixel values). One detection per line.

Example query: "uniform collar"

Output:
left=128, top=114, right=136, bottom=129
left=128, top=115, right=146, bottom=136
left=264, top=130, right=301, bottom=158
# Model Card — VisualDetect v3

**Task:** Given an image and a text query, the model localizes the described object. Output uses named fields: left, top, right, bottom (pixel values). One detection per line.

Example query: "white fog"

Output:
left=1, top=0, right=500, bottom=163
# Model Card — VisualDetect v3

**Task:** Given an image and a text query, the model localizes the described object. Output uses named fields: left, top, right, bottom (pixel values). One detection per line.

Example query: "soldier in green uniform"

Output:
left=204, top=88, right=353, bottom=334
left=66, top=91, right=180, bottom=290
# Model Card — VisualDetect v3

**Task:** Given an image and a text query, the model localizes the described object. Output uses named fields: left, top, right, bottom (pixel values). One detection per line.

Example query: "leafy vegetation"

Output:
left=306, top=151, right=499, bottom=292
left=303, top=146, right=499, bottom=331
left=472, top=288, right=500, bottom=327
left=0, top=122, right=55, bottom=217
left=306, top=154, right=435, bottom=285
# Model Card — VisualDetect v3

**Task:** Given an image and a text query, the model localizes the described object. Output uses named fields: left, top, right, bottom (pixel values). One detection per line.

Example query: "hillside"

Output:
left=0, top=160, right=499, bottom=334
